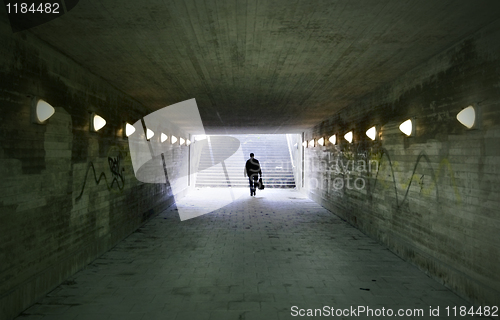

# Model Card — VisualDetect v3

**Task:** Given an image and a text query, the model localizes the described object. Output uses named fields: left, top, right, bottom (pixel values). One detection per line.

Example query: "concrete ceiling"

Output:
left=25, top=0, right=500, bottom=134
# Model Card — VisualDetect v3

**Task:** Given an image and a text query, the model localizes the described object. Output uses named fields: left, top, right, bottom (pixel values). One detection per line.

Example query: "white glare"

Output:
left=194, top=135, right=207, bottom=141
left=308, top=139, right=315, bottom=148
left=146, top=128, right=154, bottom=140
left=180, top=137, right=185, bottom=145
left=318, top=137, right=324, bottom=146
left=171, top=135, right=178, bottom=144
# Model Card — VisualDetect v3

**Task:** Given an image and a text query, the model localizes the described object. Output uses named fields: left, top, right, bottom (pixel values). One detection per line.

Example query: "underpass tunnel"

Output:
left=1, top=1, right=500, bottom=319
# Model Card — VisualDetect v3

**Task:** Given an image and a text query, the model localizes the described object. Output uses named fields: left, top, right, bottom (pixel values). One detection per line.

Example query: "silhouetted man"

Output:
left=244, top=153, right=262, bottom=196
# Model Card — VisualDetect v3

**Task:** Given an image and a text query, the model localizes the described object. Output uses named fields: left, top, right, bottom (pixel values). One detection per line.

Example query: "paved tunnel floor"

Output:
left=18, top=189, right=479, bottom=320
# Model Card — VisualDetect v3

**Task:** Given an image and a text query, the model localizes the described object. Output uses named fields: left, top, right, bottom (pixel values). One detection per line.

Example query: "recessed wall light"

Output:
left=161, top=133, right=168, bottom=142
left=146, top=128, right=154, bottom=140
left=32, top=98, right=55, bottom=124
left=180, top=137, right=185, bottom=145
left=456, top=106, right=476, bottom=129
left=317, top=137, right=324, bottom=146
left=171, top=135, right=178, bottom=144
left=328, top=134, right=336, bottom=145
left=90, top=113, right=106, bottom=132
left=366, top=126, right=377, bottom=140
left=302, top=141, right=307, bottom=148
left=344, top=131, right=353, bottom=143
left=125, top=123, right=136, bottom=137
left=308, top=139, right=315, bottom=148
left=399, top=119, right=415, bottom=136
left=186, top=139, right=191, bottom=146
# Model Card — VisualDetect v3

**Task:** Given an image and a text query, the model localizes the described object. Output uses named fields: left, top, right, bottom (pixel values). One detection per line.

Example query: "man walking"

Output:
left=244, top=153, right=262, bottom=196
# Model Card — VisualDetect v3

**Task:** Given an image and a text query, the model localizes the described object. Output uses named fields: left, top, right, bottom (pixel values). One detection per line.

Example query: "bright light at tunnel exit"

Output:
left=194, top=135, right=207, bottom=141
left=128, top=98, right=262, bottom=222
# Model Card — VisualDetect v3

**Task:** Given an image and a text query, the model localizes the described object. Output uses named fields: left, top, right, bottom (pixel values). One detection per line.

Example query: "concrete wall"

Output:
left=189, top=136, right=207, bottom=189
left=0, top=18, right=183, bottom=320
left=286, top=133, right=303, bottom=190
left=304, top=20, right=500, bottom=305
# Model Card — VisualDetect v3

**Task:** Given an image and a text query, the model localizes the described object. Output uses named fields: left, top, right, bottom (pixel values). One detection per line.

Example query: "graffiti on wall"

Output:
left=75, top=150, right=126, bottom=201
left=307, top=146, right=462, bottom=207
left=371, top=148, right=461, bottom=207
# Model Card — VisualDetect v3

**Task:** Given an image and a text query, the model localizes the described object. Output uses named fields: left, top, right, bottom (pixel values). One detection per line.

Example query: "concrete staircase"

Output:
left=194, top=134, right=295, bottom=188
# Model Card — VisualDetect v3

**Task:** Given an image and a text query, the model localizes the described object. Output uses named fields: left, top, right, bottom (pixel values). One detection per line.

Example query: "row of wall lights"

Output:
left=32, top=97, right=191, bottom=146
left=32, top=97, right=476, bottom=147
left=124, top=122, right=191, bottom=146
left=304, top=105, right=478, bottom=147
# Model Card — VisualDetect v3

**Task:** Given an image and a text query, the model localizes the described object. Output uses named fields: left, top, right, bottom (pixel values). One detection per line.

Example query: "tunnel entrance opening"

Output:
left=176, top=133, right=302, bottom=220
left=191, top=134, right=298, bottom=189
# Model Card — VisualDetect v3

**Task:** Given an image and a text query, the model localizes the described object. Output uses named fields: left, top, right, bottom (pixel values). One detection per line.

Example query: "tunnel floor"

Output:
left=18, top=189, right=477, bottom=320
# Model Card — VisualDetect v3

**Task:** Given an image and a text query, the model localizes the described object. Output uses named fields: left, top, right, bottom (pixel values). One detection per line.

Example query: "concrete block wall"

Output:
left=304, top=20, right=500, bottom=305
left=286, top=133, right=303, bottom=189
left=0, top=18, right=185, bottom=320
